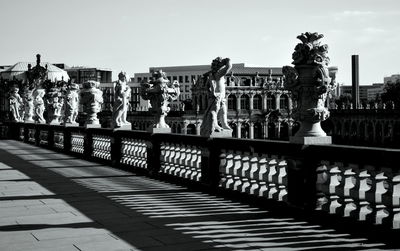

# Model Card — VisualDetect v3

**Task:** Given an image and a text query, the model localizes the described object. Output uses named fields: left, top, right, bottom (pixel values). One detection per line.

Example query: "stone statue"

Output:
left=23, top=87, right=34, bottom=123
left=140, top=70, right=180, bottom=132
left=112, top=72, right=131, bottom=129
left=282, top=32, right=336, bottom=144
left=8, top=86, right=24, bottom=122
left=33, top=88, right=46, bottom=124
left=80, top=80, right=103, bottom=127
left=200, top=57, right=233, bottom=137
left=46, top=87, right=63, bottom=125
left=64, top=83, right=79, bottom=125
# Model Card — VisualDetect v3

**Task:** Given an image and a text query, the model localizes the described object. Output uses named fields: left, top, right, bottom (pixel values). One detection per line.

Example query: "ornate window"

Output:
left=228, top=95, right=237, bottom=110
left=240, top=94, right=250, bottom=110
left=253, top=94, right=262, bottom=110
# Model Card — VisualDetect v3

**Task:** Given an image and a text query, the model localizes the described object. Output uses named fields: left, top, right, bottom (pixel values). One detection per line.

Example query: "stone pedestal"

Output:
left=64, top=123, right=79, bottom=127
left=84, top=124, right=101, bottom=129
left=113, top=124, right=132, bottom=131
left=210, top=130, right=233, bottom=138
left=147, top=127, right=171, bottom=134
left=290, top=136, right=332, bottom=145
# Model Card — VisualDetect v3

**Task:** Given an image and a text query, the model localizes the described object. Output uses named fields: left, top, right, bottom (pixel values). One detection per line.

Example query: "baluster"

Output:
left=316, top=163, right=329, bottom=210
left=326, top=165, right=342, bottom=214
left=267, top=158, right=278, bottom=199
left=358, top=169, right=373, bottom=221
left=343, top=164, right=357, bottom=217
left=254, top=156, right=267, bottom=196
left=277, top=160, right=287, bottom=201
left=374, top=170, right=390, bottom=225
left=232, top=152, right=242, bottom=176
left=393, top=174, right=400, bottom=229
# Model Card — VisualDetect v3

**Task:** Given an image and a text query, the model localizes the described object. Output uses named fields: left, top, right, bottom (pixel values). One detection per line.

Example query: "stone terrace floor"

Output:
left=0, top=140, right=397, bottom=251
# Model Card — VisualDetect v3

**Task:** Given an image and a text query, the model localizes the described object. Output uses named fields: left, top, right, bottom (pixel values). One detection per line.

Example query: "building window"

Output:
left=280, top=94, right=289, bottom=109
left=173, top=76, right=177, bottom=81
left=228, top=95, right=237, bottom=110
left=179, top=76, right=183, bottom=83
left=240, top=94, right=250, bottom=110
left=137, top=77, right=142, bottom=82
left=253, top=94, right=262, bottom=110
left=167, top=76, right=171, bottom=82
left=185, top=85, right=189, bottom=92
left=185, top=76, right=189, bottom=83
left=267, top=94, right=275, bottom=110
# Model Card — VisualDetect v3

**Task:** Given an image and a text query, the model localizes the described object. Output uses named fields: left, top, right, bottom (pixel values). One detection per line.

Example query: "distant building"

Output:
left=340, top=83, right=384, bottom=103
left=65, top=66, right=112, bottom=84
left=134, top=63, right=284, bottom=111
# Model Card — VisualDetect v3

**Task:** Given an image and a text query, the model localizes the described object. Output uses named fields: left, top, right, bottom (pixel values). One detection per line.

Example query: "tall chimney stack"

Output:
left=351, top=55, right=359, bottom=109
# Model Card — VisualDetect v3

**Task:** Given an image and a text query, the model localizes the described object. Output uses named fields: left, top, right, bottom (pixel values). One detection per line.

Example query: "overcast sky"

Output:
left=0, top=0, right=399, bottom=84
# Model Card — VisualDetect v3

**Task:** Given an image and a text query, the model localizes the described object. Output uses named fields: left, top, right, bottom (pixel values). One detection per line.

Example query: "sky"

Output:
left=0, top=0, right=399, bottom=85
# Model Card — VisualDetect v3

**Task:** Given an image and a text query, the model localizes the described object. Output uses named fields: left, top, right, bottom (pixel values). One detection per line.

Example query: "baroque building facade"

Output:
left=129, top=65, right=296, bottom=140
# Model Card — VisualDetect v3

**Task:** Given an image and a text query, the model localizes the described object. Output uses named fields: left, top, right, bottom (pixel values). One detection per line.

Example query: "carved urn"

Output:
left=282, top=32, right=337, bottom=144
left=80, top=80, right=103, bottom=127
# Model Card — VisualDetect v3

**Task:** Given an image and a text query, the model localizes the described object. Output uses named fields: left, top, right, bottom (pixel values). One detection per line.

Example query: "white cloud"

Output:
left=333, top=10, right=375, bottom=21
left=363, top=27, right=386, bottom=34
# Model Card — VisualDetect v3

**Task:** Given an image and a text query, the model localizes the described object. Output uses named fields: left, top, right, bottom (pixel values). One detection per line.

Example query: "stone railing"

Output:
left=1, top=122, right=399, bottom=231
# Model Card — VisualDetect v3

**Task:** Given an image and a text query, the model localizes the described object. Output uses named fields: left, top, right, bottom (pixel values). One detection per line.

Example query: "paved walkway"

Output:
left=0, top=140, right=395, bottom=251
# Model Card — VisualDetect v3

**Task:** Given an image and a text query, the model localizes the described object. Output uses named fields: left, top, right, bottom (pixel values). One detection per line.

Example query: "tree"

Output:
left=335, top=93, right=352, bottom=108
left=381, top=79, right=400, bottom=108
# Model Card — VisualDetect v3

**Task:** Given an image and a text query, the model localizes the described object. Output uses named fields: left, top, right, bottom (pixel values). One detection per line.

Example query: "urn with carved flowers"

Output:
left=80, top=80, right=103, bottom=128
left=282, top=32, right=337, bottom=144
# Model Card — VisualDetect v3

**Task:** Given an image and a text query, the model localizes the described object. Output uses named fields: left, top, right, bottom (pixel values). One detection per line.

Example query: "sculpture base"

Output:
left=113, top=124, right=132, bottom=131
left=64, top=123, right=79, bottom=127
left=210, top=130, right=232, bottom=138
left=84, top=124, right=101, bottom=129
left=24, top=119, right=34, bottom=123
left=147, top=127, right=171, bottom=133
left=49, top=121, right=61, bottom=125
left=290, top=136, right=332, bottom=145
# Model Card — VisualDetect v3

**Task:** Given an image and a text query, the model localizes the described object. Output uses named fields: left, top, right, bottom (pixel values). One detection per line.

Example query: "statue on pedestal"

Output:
left=140, top=70, right=180, bottom=132
left=23, top=87, right=34, bottom=123
left=112, top=72, right=131, bottom=129
left=282, top=32, right=337, bottom=144
left=80, top=80, right=103, bottom=127
left=46, top=87, right=63, bottom=125
left=64, top=83, right=79, bottom=125
left=33, top=88, right=46, bottom=124
left=8, top=85, right=24, bottom=122
left=200, top=57, right=233, bottom=137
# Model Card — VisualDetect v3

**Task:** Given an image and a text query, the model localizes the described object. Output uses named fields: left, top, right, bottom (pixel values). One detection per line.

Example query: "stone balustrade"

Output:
left=92, top=134, right=112, bottom=160
left=71, top=132, right=84, bottom=154
left=1, top=121, right=399, bottom=232
left=120, top=137, right=148, bottom=169
left=219, top=151, right=288, bottom=201
left=160, top=142, right=202, bottom=181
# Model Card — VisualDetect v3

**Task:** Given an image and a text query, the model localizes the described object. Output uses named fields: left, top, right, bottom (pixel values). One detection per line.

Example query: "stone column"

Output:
left=236, top=94, right=241, bottom=111
left=262, top=95, right=268, bottom=110
left=249, top=122, right=254, bottom=139
left=182, top=121, right=189, bottom=135
left=196, top=123, right=201, bottom=135
left=236, top=120, right=241, bottom=138
left=276, top=121, right=281, bottom=139
left=275, top=94, right=281, bottom=110
left=249, top=94, right=254, bottom=110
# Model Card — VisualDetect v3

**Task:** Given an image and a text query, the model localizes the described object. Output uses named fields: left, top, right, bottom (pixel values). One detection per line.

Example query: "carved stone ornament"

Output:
left=80, top=80, right=103, bottom=127
left=46, top=87, right=63, bottom=125
left=140, top=70, right=180, bottom=132
left=112, top=72, right=131, bottom=129
left=33, top=88, right=46, bottom=124
left=8, top=85, right=24, bottom=122
left=23, top=87, right=34, bottom=123
left=200, top=57, right=233, bottom=137
left=282, top=32, right=337, bottom=144
left=64, top=83, right=80, bottom=125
